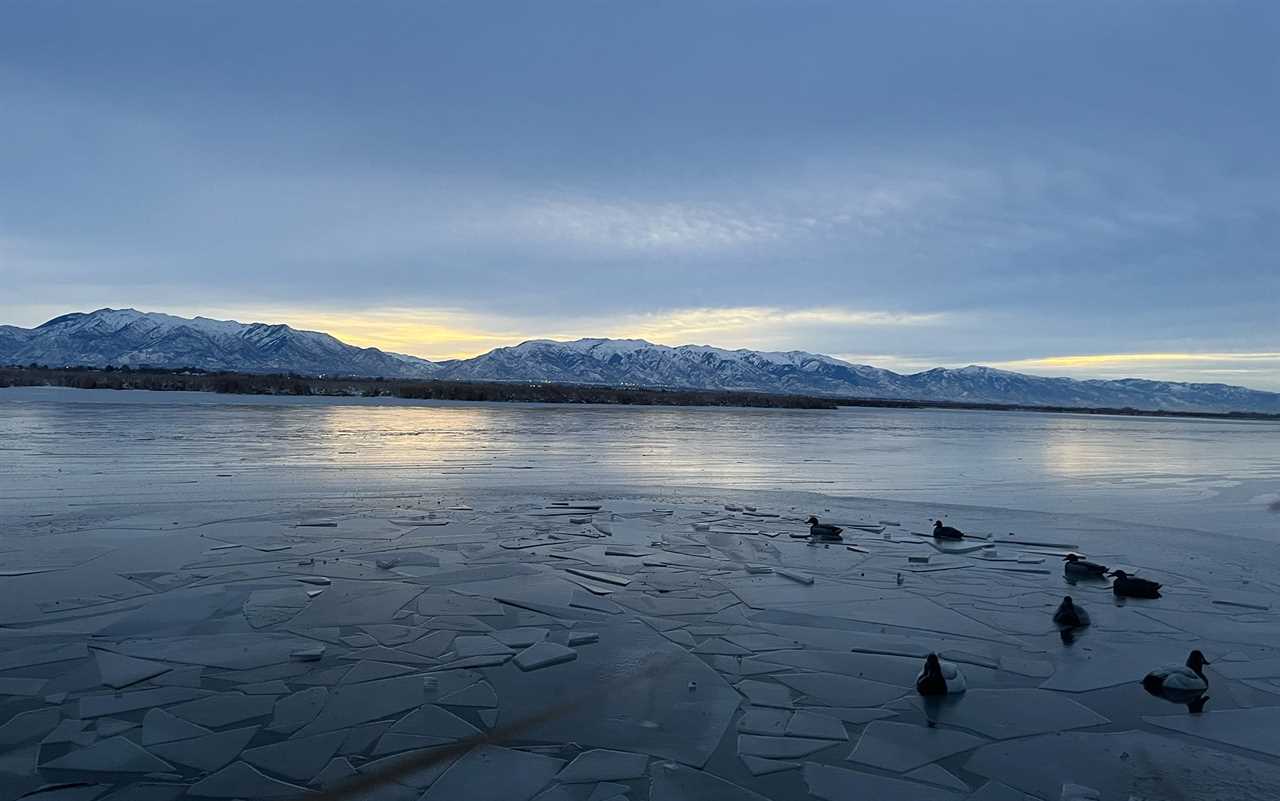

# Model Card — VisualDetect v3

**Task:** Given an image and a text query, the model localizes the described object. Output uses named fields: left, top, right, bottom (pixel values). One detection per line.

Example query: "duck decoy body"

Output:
left=1063, top=553, right=1108, bottom=576
left=1111, top=569, right=1162, bottom=598
left=916, top=652, right=967, bottom=696
left=805, top=516, right=844, bottom=541
left=1053, top=595, right=1091, bottom=628
left=1144, top=650, right=1210, bottom=711
left=932, top=520, right=965, bottom=540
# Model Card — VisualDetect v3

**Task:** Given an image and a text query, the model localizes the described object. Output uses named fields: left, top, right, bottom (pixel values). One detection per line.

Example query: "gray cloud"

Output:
left=1, top=1, right=1276, bottom=386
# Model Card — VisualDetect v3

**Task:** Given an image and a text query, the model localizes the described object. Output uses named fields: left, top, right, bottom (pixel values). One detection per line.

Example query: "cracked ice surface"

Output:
left=3, top=397, right=1280, bottom=800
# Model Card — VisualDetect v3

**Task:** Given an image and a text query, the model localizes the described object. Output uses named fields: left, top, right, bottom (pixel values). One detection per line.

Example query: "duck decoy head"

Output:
left=933, top=520, right=943, bottom=528
left=923, top=652, right=942, bottom=675
left=1187, top=650, right=1211, bottom=674
left=1109, top=569, right=1128, bottom=579
left=1061, top=595, right=1075, bottom=608
left=1064, top=553, right=1081, bottom=562
left=805, top=516, right=819, bottom=524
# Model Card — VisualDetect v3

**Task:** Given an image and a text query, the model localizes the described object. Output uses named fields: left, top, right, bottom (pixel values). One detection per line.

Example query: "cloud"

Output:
left=0, top=2, right=1276, bottom=389
left=156, top=304, right=949, bottom=361
left=983, top=352, right=1280, bottom=391
left=999, top=352, right=1280, bottom=367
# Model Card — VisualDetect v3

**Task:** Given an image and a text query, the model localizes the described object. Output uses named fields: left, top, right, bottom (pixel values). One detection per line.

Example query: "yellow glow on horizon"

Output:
left=168, top=305, right=1280, bottom=389
left=193, top=304, right=945, bottom=360
left=998, top=352, right=1280, bottom=368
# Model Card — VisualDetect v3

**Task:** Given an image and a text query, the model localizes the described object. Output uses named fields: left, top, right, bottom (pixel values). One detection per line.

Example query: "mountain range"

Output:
left=3, top=308, right=1278, bottom=414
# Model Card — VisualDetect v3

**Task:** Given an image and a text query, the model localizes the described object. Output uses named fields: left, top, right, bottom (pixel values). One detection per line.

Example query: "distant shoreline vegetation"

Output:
left=3, top=365, right=1278, bottom=421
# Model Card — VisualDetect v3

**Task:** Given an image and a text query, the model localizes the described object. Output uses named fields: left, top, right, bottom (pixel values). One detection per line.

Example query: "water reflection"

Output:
left=2, top=395, right=1277, bottom=539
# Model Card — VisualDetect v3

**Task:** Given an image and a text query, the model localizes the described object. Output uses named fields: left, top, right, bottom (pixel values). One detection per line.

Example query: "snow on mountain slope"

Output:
left=2, top=308, right=438, bottom=378
left=3, top=309, right=1279, bottom=413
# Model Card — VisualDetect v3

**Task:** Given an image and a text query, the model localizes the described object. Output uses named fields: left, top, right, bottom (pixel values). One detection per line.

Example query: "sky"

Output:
left=2, top=2, right=1278, bottom=388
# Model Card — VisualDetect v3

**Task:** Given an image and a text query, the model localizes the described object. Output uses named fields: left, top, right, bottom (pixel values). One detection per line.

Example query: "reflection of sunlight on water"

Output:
left=5, top=397, right=1278, bottom=537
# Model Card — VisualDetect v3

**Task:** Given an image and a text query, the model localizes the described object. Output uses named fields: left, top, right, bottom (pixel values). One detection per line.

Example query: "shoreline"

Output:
left=4, top=367, right=1280, bottom=421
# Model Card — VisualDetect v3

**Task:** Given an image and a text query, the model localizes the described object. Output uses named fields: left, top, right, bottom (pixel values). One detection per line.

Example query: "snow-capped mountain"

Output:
left=4, top=309, right=1279, bottom=414
left=428, top=338, right=908, bottom=397
left=0, top=309, right=439, bottom=379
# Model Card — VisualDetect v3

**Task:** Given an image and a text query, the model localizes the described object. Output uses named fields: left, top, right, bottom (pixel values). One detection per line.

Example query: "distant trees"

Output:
left=3, top=365, right=1275, bottom=420
left=0, top=365, right=836, bottom=409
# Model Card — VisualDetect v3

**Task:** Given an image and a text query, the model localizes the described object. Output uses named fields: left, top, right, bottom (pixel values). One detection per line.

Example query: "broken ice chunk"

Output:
left=419, top=745, right=565, bottom=801
left=649, top=761, right=771, bottom=800
left=740, top=754, right=801, bottom=776
left=738, top=707, right=791, bottom=736
left=141, top=708, right=212, bottom=745
left=847, top=721, right=986, bottom=772
left=269, top=687, right=328, bottom=734
left=242, top=730, right=346, bottom=782
left=168, top=693, right=276, bottom=728
left=735, top=679, right=794, bottom=709
left=290, top=645, right=326, bottom=662
left=556, top=748, right=649, bottom=782
left=785, top=710, right=847, bottom=740
left=513, top=641, right=578, bottom=671
left=188, top=760, right=311, bottom=798
left=149, top=725, right=259, bottom=772
left=493, top=628, right=549, bottom=648
left=42, top=736, right=174, bottom=773
left=0, top=708, right=61, bottom=749
left=804, top=762, right=962, bottom=801
left=738, top=734, right=834, bottom=759
left=776, top=569, right=814, bottom=585
left=92, top=649, right=172, bottom=689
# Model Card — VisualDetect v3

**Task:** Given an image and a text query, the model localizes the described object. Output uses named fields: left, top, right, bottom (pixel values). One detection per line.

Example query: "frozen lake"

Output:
left=3, top=387, right=1278, bottom=541
left=2, top=386, right=1280, bottom=800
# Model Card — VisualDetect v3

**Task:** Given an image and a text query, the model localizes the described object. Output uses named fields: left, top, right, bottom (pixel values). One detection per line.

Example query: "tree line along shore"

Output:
left=3, top=365, right=1278, bottom=420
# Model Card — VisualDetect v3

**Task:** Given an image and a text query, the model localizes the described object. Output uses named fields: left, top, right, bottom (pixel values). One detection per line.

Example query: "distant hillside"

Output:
left=0, top=308, right=434, bottom=379
left=4, top=308, right=1279, bottom=414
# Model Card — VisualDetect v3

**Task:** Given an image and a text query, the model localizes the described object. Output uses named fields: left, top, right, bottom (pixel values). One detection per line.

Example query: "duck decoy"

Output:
left=1063, top=553, right=1108, bottom=577
left=1143, top=649, right=1210, bottom=712
left=916, top=652, right=967, bottom=696
left=1053, top=595, right=1091, bottom=628
left=1110, top=569, right=1162, bottom=598
left=805, top=516, right=844, bottom=541
left=932, top=520, right=965, bottom=540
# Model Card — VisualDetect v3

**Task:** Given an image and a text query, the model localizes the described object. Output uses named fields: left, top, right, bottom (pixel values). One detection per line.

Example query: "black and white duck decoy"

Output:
left=1053, top=595, right=1091, bottom=628
left=1143, top=650, right=1210, bottom=712
left=1111, top=569, right=1162, bottom=598
left=932, top=520, right=965, bottom=540
left=805, top=516, right=844, bottom=541
left=1063, top=553, right=1108, bottom=577
left=915, top=652, right=967, bottom=696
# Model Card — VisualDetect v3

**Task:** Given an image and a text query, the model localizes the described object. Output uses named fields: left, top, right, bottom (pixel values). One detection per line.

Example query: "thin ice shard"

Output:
left=42, top=736, right=174, bottom=773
